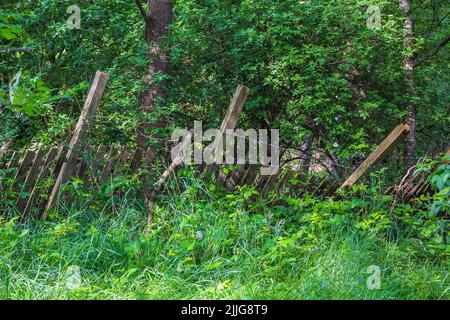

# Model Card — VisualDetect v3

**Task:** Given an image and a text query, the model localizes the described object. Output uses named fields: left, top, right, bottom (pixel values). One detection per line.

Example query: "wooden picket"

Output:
left=14, top=150, right=35, bottom=183
left=15, top=149, right=46, bottom=212
left=20, top=147, right=59, bottom=221
left=99, top=146, right=118, bottom=185
left=0, top=143, right=150, bottom=221
left=5, top=151, right=21, bottom=178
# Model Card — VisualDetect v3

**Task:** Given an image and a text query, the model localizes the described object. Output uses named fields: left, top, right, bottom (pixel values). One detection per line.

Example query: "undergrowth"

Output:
left=0, top=168, right=448, bottom=300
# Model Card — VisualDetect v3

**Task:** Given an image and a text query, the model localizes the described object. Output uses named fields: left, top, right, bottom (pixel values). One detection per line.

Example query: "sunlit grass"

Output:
left=0, top=176, right=448, bottom=300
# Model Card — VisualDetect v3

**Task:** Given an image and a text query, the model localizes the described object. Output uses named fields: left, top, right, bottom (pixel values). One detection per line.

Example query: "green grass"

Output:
left=0, top=177, right=448, bottom=300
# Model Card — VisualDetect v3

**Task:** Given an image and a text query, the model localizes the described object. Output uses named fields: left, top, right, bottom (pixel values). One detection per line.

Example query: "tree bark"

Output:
left=294, top=139, right=312, bottom=173
left=136, top=0, right=173, bottom=152
left=400, top=0, right=417, bottom=168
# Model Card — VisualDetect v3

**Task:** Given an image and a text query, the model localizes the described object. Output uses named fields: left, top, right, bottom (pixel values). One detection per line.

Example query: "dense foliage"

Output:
left=1, top=0, right=448, bottom=155
left=0, top=0, right=448, bottom=300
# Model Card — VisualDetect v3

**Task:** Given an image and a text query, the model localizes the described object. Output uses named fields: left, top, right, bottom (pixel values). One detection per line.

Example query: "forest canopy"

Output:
left=1, top=0, right=448, bottom=157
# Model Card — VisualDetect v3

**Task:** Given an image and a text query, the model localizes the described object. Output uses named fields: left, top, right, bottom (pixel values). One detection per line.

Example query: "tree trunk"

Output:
left=137, top=0, right=173, bottom=152
left=295, top=139, right=312, bottom=173
left=400, top=0, right=417, bottom=168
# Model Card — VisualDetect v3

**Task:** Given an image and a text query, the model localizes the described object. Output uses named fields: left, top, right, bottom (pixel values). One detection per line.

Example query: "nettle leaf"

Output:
left=180, top=239, right=195, bottom=251
left=437, top=179, right=445, bottom=191
left=430, top=201, right=442, bottom=215
left=442, top=172, right=449, bottom=185
left=0, top=13, right=23, bottom=40
left=205, top=260, right=222, bottom=270
left=0, top=27, right=17, bottom=40
left=9, top=80, right=53, bottom=116
left=431, top=175, right=440, bottom=185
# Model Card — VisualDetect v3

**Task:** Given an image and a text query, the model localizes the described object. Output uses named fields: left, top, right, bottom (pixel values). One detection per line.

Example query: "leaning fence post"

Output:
left=43, top=71, right=109, bottom=217
left=337, top=124, right=410, bottom=191
left=203, top=84, right=250, bottom=176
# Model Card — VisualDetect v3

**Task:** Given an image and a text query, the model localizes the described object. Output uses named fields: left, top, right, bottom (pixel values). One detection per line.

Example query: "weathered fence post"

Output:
left=338, top=124, right=410, bottom=191
left=43, top=71, right=109, bottom=217
left=203, top=85, right=250, bottom=176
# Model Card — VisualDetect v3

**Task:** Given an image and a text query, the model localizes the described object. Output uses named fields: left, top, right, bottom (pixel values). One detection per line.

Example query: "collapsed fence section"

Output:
left=0, top=142, right=154, bottom=222
left=0, top=73, right=447, bottom=224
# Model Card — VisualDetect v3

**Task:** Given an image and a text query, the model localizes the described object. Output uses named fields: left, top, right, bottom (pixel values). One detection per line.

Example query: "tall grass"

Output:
left=0, top=175, right=448, bottom=300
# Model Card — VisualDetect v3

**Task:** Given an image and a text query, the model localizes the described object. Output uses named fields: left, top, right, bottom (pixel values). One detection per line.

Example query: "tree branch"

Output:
left=433, top=34, right=450, bottom=54
left=416, top=34, right=450, bottom=67
left=420, top=12, right=449, bottom=37
left=0, top=101, right=23, bottom=108
left=134, top=0, right=149, bottom=22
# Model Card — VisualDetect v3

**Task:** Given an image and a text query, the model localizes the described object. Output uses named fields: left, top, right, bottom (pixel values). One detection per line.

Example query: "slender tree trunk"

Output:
left=295, top=139, right=312, bottom=173
left=136, top=0, right=173, bottom=152
left=400, top=0, right=417, bottom=167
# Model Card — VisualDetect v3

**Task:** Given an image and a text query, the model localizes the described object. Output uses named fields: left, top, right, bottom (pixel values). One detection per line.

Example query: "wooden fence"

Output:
left=1, top=71, right=159, bottom=222
left=1, top=71, right=445, bottom=224
left=0, top=143, right=153, bottom=221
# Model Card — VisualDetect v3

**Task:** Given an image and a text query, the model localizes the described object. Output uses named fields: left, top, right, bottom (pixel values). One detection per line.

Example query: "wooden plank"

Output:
left=216, top=168, right=229, bottom=188
left=52, top=145, right=67, bottom=179
left=62, top=71, right=109, bottom=182
left=4, top=151, right=20, bottom=178
left=144, top=147, right=155, bottom=168
left=234, top=164, right=248, bottom=187
left=261, top=169, right=282, bottom=197
left=114, top=147, right=130, bottom=175
left=297, top=175, right=313, bottom=198
left=257, top=173, right=270, bottom=190
left=311, top=178, right=328, bottom=197
left=226, top=164, right=245, bottom=190
left=76, top=145, right=92, bottom=182
left=99, top=146, right=118, bottom=185
left=277, top=170, right=294, bottom=192
left=338, top=124, right=410, bottom=191
left=1, top=150, right=11, bottom=169
left=30, top=145, right=65, bottom=213
left=85, top=145, right=107, bottom=189
left=130, top=148, right=144, bottom=172
left=21, top=147, right=59, bottom=221
left=242, top=165, right=258, bottom=186
left=94, top=145, right=107, bottom=174
left=15, top=149, right=46, bottom=213
left=113, top=147, right=130, bottom=199
left=0, top=141, right=12, bottom=160
left=14, top=150, right=35, bottom=182
left=203, top=85, right=250, bottom=174
left=44, top=71, right=109, bottom=216
left=219, top=85, right=250, bottom=132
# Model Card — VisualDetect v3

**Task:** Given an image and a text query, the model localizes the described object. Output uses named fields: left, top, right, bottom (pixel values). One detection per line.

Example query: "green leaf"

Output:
left=0, top=28, right=17, bottom=40
left=205, top=260, right=222, bottom=270
left=180, top=239, right=195, bottom=251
